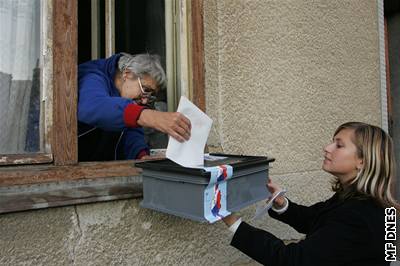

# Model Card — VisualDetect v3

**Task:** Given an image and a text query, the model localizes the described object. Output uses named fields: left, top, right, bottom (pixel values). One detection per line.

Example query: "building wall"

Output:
left=0, top=1, right=382, bottom=265
left=204, top=0, right=381, bottom=240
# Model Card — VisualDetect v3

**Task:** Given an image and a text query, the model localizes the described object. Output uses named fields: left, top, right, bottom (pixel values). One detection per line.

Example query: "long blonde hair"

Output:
left=331, top=122, right=400, bottom=211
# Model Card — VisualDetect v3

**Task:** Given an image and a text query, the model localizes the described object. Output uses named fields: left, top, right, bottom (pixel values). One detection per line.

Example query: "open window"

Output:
left=0, top=0, right=205, bottom=213
left=77, top=0, right=198, bottom=157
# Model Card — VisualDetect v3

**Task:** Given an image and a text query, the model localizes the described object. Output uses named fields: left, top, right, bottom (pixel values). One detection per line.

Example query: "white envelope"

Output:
left=166, top=96, right=213, bottom=168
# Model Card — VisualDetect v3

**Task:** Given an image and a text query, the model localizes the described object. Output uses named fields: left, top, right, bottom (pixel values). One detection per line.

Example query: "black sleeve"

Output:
left=268, top=198, right=330, bottom=234
left=231, top=208, right=371, bottom=266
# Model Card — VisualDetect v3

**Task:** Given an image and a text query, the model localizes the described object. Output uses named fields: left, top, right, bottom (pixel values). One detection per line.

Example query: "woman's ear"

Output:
left=356, top=159, right=363, bottom=171
left=122, top=70, right=129, bottom=81
left=123, top=70, right=136, bottom=81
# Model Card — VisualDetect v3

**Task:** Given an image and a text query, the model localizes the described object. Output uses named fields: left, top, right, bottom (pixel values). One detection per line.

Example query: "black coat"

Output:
left=231, top=193, right=389, bottom=266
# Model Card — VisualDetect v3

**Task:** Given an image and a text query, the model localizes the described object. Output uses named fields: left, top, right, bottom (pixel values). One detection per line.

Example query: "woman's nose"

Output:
left=324, top=143, right=333, bottom=153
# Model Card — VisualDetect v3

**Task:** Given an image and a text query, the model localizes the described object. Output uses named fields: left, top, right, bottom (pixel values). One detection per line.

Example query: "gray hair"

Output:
left=118, top=53, right=166, bottom=89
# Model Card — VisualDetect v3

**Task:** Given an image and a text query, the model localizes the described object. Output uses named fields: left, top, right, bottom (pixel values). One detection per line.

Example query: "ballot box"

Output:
left=135, top=154, right=274, bottom=223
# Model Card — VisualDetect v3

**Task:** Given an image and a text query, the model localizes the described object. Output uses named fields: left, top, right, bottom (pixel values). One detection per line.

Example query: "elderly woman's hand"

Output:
left=267, top=179, right=286, bottom=209
left=138, top=109, right=191, bottom=142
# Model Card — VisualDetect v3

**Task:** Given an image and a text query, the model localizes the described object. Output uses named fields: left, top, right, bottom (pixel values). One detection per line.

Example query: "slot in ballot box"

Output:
left=135, top=154, right=274, bottom=223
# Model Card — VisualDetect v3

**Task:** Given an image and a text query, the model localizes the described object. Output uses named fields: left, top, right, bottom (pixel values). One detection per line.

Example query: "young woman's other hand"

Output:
left=267, top=179, right=286, bottom=209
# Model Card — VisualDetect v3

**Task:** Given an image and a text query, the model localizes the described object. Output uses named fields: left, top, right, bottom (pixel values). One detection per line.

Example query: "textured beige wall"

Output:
left=203, top=0, right=382, bottom=244
left=0, top=1, right=383, bottom=265
left=205, top=0, right=381, bottom=173
left=1, top=200, right=257, bottom=265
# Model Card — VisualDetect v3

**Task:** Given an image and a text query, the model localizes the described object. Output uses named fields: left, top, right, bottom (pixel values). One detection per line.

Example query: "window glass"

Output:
left=0, top=0, right=41, bottom=154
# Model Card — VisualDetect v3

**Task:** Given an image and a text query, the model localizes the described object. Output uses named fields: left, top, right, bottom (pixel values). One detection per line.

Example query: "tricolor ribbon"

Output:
left=203, top=165, right=233, bottom=223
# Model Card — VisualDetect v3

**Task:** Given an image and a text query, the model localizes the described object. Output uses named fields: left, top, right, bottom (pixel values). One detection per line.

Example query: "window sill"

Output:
left=0, top=160, right=143, bottom=214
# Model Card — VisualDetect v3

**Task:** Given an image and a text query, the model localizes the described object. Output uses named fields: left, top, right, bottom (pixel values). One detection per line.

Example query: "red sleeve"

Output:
left=136, top=149, right=149, bottom=159
left=123, top=103, right=147, bottom=128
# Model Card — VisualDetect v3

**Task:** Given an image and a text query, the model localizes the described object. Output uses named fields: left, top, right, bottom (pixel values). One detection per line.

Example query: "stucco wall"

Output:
left=0, top=1, right=383, bottom=265
left=1, top=201, right=252, bottom=265
left=205, top=0, right=381, bottom=170
left=204, top=0, right=381, bottom=240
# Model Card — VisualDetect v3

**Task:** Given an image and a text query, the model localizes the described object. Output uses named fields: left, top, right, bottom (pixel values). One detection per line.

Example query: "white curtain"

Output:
left=0, top=0, right=40, bottom=154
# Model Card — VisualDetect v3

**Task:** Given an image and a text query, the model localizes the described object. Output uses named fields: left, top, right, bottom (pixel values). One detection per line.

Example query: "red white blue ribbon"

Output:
left=203, top=165, right=233, bottom=223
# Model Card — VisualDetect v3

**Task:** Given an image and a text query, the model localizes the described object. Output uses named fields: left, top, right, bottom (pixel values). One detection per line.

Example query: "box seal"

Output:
left=203, top=164, right=233, bottom=223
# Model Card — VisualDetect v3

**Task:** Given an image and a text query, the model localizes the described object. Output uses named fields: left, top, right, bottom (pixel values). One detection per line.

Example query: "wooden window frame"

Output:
left=0, top=0, right=205, bottom=214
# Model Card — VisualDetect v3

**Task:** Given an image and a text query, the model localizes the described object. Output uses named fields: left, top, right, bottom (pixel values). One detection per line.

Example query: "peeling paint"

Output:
left=13, top=159, right=33, bottom=164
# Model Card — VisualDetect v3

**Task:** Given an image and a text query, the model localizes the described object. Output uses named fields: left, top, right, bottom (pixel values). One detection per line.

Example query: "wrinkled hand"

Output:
left=138, top=110, right=191, bottom=142
left=267, top=179, right=286, bottom=209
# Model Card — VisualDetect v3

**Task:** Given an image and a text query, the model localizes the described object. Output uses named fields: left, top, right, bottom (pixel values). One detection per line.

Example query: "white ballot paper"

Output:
left=252, top=189, right=287, bottom=221
left=166, top=96, right=213, bottom=168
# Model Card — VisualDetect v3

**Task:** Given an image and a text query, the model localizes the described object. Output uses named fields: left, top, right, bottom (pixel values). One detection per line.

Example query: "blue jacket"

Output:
left=78, top=54, right=148, bottom=159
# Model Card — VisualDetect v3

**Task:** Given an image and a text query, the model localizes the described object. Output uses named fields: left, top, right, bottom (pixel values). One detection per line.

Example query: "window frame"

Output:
left=0, top=0, right=206, bottom=214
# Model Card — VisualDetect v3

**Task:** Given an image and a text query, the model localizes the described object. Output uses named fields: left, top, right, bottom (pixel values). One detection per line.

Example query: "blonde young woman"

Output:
left=223, top=122, right=399, bottom=266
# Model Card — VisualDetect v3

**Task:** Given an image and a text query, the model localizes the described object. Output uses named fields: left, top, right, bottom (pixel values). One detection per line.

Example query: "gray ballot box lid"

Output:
left=135, top=153, right=275, bottom=181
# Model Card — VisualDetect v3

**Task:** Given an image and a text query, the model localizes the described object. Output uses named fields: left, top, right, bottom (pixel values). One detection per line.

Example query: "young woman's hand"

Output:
left=222, top=214, right=240, bottom=227
left=267, top=179, right=286, bottom=209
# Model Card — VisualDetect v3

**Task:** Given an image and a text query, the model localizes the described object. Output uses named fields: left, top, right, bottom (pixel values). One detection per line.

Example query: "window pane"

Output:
left=0, top=0, right=41, bottom=154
